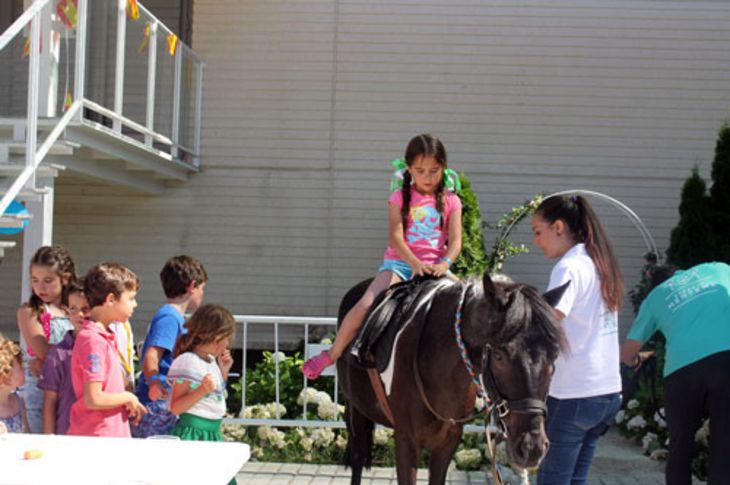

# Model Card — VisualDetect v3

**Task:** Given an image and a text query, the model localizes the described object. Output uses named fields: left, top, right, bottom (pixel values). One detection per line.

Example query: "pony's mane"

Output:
left=467, top=277, right=566, bottom=357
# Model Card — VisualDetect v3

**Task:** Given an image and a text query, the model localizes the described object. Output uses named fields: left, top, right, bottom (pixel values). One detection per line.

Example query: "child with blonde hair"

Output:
left=0, top=333, right=30, bottom=433
left=16, top=245, right=76, bottom=432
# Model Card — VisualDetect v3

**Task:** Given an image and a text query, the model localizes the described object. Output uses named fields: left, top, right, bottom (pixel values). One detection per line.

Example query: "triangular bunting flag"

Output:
left=167, top=33, right=178, bottom=56
left=56, top=0, right=78, bottom=29
left=139, top=23, right=151, bottom=53
left=127, top=0, right=139, bottom=21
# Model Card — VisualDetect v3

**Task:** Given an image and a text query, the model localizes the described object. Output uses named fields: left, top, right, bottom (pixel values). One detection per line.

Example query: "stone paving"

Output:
left=234, top=428, right=676, bottom=484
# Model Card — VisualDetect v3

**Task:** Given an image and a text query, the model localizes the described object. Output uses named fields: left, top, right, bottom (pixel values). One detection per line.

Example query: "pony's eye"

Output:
left=493, top=350, right=506, bottom=362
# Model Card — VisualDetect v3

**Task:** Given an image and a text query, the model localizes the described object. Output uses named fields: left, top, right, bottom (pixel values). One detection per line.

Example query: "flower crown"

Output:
left=388, top=158, right=461, bottom=193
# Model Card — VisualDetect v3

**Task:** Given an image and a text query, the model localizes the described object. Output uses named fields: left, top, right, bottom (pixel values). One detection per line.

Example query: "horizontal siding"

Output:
left=2, top=0, right=730, bottom=344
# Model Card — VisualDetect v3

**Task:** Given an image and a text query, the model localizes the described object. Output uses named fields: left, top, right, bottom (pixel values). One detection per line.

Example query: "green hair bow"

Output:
left=389, top=157, right=461, bottom=193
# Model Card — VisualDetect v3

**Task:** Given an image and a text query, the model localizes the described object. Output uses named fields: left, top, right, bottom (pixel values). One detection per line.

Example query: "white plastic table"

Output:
left=0, top=432, right=250, bottom=484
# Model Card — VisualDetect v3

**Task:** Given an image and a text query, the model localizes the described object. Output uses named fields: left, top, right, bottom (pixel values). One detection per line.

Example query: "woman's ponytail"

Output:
left=536, top=195, right=625, bottom=311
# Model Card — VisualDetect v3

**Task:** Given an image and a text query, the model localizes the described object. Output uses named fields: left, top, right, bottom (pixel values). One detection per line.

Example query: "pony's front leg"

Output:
left=394, top=430, right=420, bottom=485
left=427, top=426, right=463, bottom=485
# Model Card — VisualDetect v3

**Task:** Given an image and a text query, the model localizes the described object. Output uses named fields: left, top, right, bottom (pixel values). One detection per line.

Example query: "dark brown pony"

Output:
left=337, top=272, right=568, bottom=485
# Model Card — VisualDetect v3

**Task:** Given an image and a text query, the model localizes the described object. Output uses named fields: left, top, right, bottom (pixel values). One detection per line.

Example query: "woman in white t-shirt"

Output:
left=531, top=195, right=624, bottom=485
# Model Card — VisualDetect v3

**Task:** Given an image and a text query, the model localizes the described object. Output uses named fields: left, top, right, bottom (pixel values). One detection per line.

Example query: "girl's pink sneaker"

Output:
left=302, top=350, right=334, bottom=380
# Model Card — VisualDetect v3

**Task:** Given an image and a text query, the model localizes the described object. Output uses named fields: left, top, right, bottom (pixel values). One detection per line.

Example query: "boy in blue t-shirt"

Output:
left=132, top=255, right=207, bottom=438
left=621, top=262, right=730, bottom=485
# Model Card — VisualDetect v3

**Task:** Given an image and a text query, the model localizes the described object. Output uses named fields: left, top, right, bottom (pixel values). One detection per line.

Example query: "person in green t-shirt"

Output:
left=621, top=262, right=730, bottom=485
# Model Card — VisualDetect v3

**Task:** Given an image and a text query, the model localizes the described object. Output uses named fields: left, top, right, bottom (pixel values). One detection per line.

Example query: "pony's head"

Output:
left=467, top=273, right=568, bottom=469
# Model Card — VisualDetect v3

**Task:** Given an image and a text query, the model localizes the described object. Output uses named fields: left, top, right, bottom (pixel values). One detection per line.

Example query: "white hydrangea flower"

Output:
left=252, top=446, right=264, bottom=459
left=295, top=427, right=306, bottom=438
left=642, top=432, right=658, bottom=452
left=336, top=434, right=348, bottom=450
left=320, top=337, right=332, bottom=345
left=454, top=448, right=482, bottom=468
left=653, top=411, right=666, bottom=428
left=317, top=401, right=339, bottom=420
left=373, top=428, right=392, bottom=446
left=271, top=351, right=287, bottom=363
left=312, top=391, right=333, bottom=406
left=257, top=426, right=273, bottom=441
left=265, top=402, right=287, bottom=417
left=300, top=436, right=313, bottom=452
left=297, top=388, right=319, bottom=406
left=627, top=399, right=640, bottom=410
left=243, top=404, right=272, bottom=419
left=614, top=410, right=626, bottom=424
left=474, top=396, right=486, bottom=411
left=650, top=449, right=668, bottom=461
left=626, top=415, right=647, bottom=430
left=303, top=452, right=313, bottom=462
left=312, top=427, right=335, bottom=448
left=695, top=423, right=709, bottom=446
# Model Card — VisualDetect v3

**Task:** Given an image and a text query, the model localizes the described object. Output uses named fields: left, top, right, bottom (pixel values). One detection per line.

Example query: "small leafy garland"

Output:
left=485, top=194, right=544, bottom=273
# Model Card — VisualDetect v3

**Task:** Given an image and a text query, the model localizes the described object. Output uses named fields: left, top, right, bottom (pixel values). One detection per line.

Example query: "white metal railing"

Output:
left=225, top=315, right=345, bottom=429
left=0, top=0, right=205, bottom=215
left=223, top=315, right=486, bottom=433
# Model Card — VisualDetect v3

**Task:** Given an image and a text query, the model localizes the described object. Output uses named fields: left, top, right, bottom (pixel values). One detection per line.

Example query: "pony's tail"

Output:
left=344, top=409, right=374, bottom=472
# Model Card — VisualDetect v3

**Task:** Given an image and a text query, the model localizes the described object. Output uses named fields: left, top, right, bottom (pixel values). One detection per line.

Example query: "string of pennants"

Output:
left=23, top=1, right=179, bottom=58
left=21, top=0, right=180, bottom=112
left=127, top=0, right=179, bottom=56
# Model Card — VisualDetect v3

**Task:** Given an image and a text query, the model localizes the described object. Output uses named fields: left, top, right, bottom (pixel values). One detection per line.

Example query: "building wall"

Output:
left=2, top=0, right=730, bottom=342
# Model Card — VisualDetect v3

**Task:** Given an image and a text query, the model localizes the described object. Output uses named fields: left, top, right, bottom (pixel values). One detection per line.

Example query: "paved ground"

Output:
left=235, top=427, right=675, bottom=484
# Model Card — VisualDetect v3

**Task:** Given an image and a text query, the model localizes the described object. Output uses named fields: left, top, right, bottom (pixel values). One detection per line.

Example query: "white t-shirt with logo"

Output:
left=167, top=352, right=227, bottom=420
left=547, top=243, right=621, bottom=399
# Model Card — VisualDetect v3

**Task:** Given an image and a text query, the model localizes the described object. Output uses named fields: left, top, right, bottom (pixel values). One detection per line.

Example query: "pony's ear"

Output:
left=482, top=271, right=505, bottom=309
left=543, top=281, right=570, bottom=308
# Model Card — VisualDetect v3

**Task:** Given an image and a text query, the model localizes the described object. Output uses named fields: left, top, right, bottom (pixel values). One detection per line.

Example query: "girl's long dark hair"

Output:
left=535, top=195, right=625, bottom=311
left=174, top=304, right=236, bottom=358
left=27, top=245, right=77, bottom=315
left=401, top=134, right=448, bottom=232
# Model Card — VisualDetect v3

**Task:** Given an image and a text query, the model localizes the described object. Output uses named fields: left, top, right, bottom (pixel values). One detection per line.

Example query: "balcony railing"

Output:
left=0, top=0, right=204, bottom=214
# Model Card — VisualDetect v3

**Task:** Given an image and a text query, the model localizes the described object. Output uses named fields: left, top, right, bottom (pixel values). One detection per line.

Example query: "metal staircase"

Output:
left=0, top=0, right=204, bottom=277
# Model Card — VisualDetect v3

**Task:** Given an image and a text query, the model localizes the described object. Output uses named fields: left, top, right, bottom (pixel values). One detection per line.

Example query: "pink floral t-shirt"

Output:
left=383, top=188, right=462, bottom=265
left=68, top=321, right=130, bottom=437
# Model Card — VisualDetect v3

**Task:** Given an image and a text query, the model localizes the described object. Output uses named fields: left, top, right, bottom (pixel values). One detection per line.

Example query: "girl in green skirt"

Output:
left=167, top=304, right=236, bottom=482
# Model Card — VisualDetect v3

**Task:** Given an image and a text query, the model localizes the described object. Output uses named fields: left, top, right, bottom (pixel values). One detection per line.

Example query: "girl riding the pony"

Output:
left=303, top=134, right=463, bottom=379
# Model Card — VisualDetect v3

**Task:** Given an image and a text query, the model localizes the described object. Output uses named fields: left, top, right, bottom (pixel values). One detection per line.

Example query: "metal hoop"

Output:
left=498, top=189, right=662, bottom=265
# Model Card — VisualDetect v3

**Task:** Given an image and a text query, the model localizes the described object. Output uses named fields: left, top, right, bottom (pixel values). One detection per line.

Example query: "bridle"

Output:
left=479, top=345, right=549, bottom=420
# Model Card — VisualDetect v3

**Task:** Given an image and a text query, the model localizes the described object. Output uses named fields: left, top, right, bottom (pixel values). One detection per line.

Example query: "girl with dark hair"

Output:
left=167, top=304, right=236, bottom=485
left=531, top=195, right=624, bottom=485
left=16, top=245, right=77, bottom=433
left=303, top=134, right=463, bottom=379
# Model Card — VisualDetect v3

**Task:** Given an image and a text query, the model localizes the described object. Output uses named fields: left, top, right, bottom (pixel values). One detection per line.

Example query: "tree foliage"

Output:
left=666, top=168, right=716, bottom=268
left=710, top=123, right=730, bottom=263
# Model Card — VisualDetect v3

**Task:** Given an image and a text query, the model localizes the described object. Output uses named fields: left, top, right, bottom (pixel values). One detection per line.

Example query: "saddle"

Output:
left=351, top=276, right=436, bottom=373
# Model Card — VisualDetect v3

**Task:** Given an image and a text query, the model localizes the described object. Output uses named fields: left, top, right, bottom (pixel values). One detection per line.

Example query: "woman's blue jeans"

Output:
left=537, top=393, right=622, bottom=485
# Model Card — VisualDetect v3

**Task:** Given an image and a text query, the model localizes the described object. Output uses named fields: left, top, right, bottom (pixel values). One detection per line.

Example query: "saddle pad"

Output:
left=354, top=277, right=446, bottom=373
